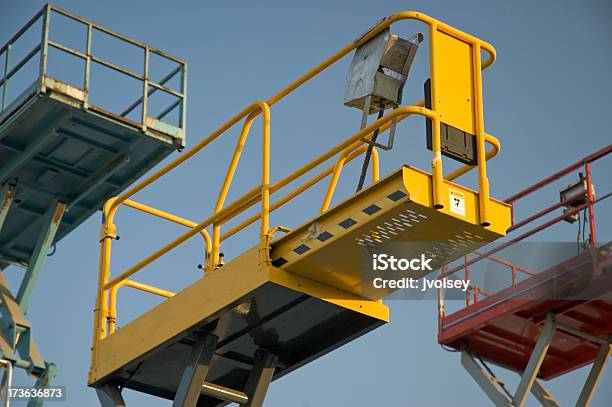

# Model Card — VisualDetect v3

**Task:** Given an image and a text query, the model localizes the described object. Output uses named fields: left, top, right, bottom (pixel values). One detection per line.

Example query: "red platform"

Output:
left=439, top=247, right=612, bottom=380
left=437, top=145, right=612, bottom=381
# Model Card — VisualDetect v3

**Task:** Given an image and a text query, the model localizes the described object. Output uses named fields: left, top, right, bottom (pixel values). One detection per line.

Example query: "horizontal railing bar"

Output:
left=505, top=144, right=612, bottom=203
left=122, top=198, right=211, bottom=254
left=121, top=279, right=175, bottom=298
left=0, top=8, right=44, bottom=55
left=148, top=80, right=183, bottom=98
left=49, top=4, right=186, bottom=65
left=120, top=65, right=181, bottom=117
left=508, top=189, right=591, bottom=233
left=473, top=249, right=536, bottom=276
left=90, top=55, right=144, bottom=81
left=0, top=44, right=41, bottom=88
left=48, top=40, right=87, bottom=59
left=147, top=47, right=186, bottom=65
left=508, top=197, right=577, bottom=233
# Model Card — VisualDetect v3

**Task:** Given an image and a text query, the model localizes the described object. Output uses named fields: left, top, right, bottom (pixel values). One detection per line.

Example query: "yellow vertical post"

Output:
left=90, top=198, right=118, bottom=381
left=428, top=23, right=444, bottom=209
left=211, top=223, right=221, bottom=271
left=107, top=284, right=120, bottom=334
left=471, top=43, right=490, bottom=226
left=259, top=103, right=271, bottom=265
left=371, top=147, right=379, bottom=183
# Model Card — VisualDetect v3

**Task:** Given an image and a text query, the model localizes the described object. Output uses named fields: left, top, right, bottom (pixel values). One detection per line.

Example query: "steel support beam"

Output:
left=243, top=350, right=277, bottom=407
left=576, top=342, right=611, bottom=407
left=201, top=381, right=248, bottom=404
left=0, top=272, right=45, bottom=372
left=513, top=314, right=556, bottom=407
left=172, top=333, right=218, bottom=407
left=464, top=315, right=610, bottom=407
left=0, top=183, right=16, bottom=233
left=530, top=379, right=561, bottom=407
left=0, top=271, right=55, bottom=407
left=27, top=362, right=57, bottom=407
left=96, top=384, right=126, bottom=407
left=16, top=201, right=65, bottom=315
left=461, top=351, right=512, bottom=407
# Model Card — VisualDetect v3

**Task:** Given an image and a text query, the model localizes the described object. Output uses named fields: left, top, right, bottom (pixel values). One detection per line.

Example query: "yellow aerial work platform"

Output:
left=88, top=11, right=511, bottom=407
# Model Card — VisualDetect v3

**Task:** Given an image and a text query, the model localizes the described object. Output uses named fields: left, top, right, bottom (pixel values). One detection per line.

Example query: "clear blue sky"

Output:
left=2, top=0, right=611, bottom=406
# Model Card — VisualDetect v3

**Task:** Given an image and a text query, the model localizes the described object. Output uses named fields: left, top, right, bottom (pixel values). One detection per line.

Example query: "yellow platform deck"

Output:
left=89, top=245, right=389, bottom=403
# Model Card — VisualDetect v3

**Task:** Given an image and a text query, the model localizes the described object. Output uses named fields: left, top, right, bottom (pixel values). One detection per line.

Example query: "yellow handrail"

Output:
left=122, top=199, right=212, bottom=262
left=90, top=11, right=503, bottom=378
left=108, top=280, right=175, bottom=333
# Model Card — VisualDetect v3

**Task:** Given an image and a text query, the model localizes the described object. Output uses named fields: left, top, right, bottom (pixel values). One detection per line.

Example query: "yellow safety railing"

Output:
left=90, top=11, right=502, bottom=375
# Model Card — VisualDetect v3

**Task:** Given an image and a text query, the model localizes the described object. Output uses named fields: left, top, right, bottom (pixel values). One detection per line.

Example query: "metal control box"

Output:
left=344, top=29, right=422, bottom=114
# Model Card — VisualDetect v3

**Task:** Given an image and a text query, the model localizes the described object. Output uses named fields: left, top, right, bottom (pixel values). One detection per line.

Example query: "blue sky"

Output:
left=2, top=0, right=611, bottom=405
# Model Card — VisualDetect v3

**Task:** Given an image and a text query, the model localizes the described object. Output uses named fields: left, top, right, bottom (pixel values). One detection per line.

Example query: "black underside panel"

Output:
left=105, top=282, right=385, bottom=405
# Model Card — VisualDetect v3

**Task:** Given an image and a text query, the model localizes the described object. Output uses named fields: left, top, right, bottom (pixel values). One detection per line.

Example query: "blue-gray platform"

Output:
left=0, top=77, right=183, bottom=266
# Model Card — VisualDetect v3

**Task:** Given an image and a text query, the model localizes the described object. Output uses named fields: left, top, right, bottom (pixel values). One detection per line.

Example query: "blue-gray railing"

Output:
left=0, top=3, right=186, bottom=135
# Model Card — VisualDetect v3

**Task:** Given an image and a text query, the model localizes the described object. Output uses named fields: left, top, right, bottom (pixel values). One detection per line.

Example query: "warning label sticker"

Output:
left=449, top=188, right=465, bottom=216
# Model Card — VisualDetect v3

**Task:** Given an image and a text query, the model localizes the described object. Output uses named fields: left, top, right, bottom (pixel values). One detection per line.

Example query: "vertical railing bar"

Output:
left=181, top=62, right=187, bottom=131
left=465, top=255, right=471, bottom=307
left=584, top=162, right=597, bottom=248
left=141, top=46, right=149, bottom=130
left=39, top=4, right=51, bottom=93
left=472, top=43, right=490, bottom=226
left=438, top=266, right=446, bottom=333
left=84, top=23, right=93, bottom=108
left=428, top=22, right=444, bottom=210
left=1, top=45, right=10, bottom=110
